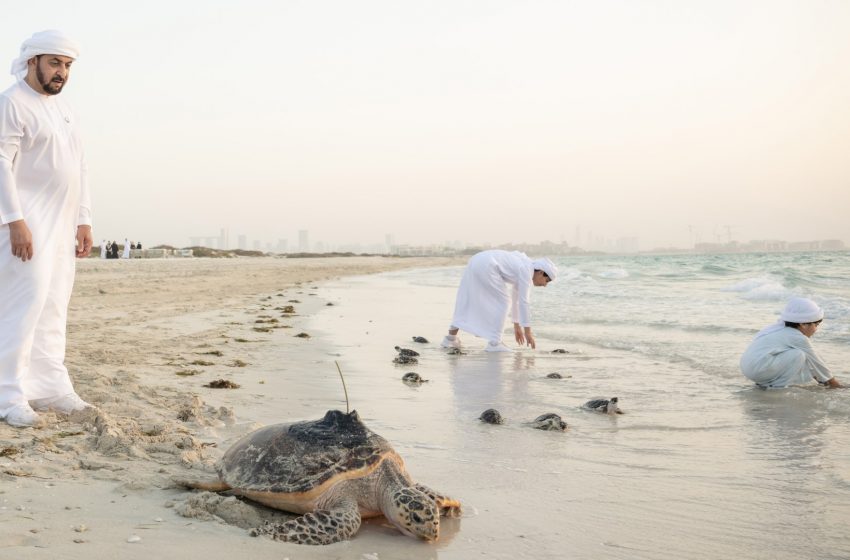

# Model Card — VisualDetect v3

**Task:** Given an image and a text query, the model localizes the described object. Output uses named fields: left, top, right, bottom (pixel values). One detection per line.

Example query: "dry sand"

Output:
left=0, top=256, right=460, bottom=559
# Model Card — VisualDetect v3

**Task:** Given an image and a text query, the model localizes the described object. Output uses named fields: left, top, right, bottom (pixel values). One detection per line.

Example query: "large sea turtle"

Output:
left=179, top=410, right=461, bottom=545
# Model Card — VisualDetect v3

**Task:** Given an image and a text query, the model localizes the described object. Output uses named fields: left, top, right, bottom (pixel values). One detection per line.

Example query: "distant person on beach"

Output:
left=130, top=241, right=136, bottom=250
left=740, top=297, right=842, bottom=389
left=0, top=30, right=94, bottom=427
left=136, top=241, right=141, bottom=250
left=441, top=250, right=557, bottom=352
left=109, top=240, right=118, bottom=258
left=121, top=237, right=130, bottom=259
left=99, top=239, right=107, bottom=258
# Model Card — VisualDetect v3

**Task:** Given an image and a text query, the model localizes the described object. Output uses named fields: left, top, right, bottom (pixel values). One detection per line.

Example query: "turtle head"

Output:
left=384, top=487, right=440, bottom=541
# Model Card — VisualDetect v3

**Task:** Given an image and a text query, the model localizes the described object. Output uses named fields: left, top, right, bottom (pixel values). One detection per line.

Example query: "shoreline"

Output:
left=0, top=256, right=462, bottom=559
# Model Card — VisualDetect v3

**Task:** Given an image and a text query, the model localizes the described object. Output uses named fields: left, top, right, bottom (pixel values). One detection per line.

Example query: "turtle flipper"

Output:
left=174, top=477, right=231, bottom=492
left=250, top=498, right=361, bottom=545
left=414, top=483, right=462, bottom=518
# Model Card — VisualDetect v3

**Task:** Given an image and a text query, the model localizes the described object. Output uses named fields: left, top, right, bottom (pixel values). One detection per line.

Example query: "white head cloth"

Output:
left=531, top=257, right=558, bottom=281
left=755, top=297, right=824, bottom=339
left=10, top=30, right=81, bottom=79
left=780, top=297, right=823, bottom=323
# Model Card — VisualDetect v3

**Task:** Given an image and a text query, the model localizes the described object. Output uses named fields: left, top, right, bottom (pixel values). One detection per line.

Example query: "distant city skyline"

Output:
left=175, top=226, right=845, bottom=255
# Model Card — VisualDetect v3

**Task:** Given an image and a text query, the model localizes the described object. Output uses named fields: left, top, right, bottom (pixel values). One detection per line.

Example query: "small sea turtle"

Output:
left=546, top=372, right=564, bottom=379
left=446, top=347, right=465, bottom=355
left=395, top=346, right=420, bottom=357
left=583, top=397, right=623, bottom=415
left=393, top=355, right=418, bottom=365
left=204, top=379, right=240, bottom=389
left=551, top=349, right=569, bottom=354
left=412, top=336, right=429, bottom=344
left=479, top=409, right=504, bottom=425
left=179, top=410, right=461, bottom=545
left=402, top=372, right=428, bottom=384
left=531, top=413, right=568, bottom=431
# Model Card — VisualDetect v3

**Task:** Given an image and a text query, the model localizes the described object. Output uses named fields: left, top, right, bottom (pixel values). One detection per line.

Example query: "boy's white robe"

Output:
left=450, top=250, right=533, bottom=343
left=740, top=325, right=832, bottom=388
left=0, top=80, right=90, bottom=415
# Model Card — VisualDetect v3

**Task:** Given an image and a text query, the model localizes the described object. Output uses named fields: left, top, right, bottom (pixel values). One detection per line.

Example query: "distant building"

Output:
left=298, top=230, right=309, bottom=252
left=238, top=234, right=247, bottom=250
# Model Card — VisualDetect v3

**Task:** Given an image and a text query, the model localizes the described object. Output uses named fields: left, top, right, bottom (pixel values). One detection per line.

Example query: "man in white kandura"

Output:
left=0, top=30, right=93, bottom=427
left=442, top=250, right=557, bottom=352
left=740, top=297, right=842, bottom=389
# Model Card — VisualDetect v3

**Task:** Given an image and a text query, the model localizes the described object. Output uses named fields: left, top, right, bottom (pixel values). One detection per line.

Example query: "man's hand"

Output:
left=76, top=225, right=93, bottom=258
left=9, top=219, right=34, bottom=262
left=514, top=323, right=524, bottom=345
left=523, top=326, right=536, bottom=349
left=514, top=324, right=536, bottom=349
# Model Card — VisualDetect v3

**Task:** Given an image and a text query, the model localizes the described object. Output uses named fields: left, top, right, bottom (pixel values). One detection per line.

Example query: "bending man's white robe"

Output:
left=0, top=80, right=90, bottom=416
left=450, top=250, right=533, bottom=343
left=740, top=326, right=832, bottom=388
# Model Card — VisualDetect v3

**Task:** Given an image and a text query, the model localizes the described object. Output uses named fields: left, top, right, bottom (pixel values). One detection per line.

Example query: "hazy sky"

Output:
left=3, top=1, right=849, bottom=250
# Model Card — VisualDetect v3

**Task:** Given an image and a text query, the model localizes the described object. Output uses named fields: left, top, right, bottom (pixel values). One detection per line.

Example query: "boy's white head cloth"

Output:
left=10, top=30, right=80, bottom=79
left=780, top=297, right=824, bottom=324
left=755, top=297, right=825, bottom=339
left=531, top=257, right=558, bottom=281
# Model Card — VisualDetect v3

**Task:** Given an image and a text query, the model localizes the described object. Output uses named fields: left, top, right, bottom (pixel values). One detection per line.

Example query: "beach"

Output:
left=2, top=252, right=850, bottom=560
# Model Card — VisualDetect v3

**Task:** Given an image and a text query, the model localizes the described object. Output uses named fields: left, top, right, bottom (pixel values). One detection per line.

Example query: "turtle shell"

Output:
left=584, top=399, right=610, bottom=410
left=218, top=410, right=396, bottom=494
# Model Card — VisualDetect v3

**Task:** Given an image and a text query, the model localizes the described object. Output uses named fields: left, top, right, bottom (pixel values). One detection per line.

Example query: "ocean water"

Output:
left=259, top=252, right=850, bottom=559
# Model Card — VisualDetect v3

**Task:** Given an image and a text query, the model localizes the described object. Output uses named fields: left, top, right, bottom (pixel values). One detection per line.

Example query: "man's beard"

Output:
left=35, top=64, right=65, bottom=95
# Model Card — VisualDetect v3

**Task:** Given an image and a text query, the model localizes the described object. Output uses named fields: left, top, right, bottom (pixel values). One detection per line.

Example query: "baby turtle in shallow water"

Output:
left=583, top=397, right=623, bottom=415
left=179, top=410, right=461, bottom=545
left=479, top=409, right=504, bottom=425
left=531, top=413, right=568, bottom=431
left=393, top=355, right=418, bottom=365
left=551, top=348, right=569, bottom=354
left=395, top=346, right=420, bottom=357
left=412, top=336, right=429, bottom=344
left=546, top=372, right=566, bottom=379
left=402, top=372, right=428, bottom=384
left=445, top=347, right=465, bottom=355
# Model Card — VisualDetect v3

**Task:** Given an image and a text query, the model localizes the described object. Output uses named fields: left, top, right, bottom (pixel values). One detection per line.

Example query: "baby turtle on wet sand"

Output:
left=402, top=372, right=428, bottom=384
left=583, top=397, right=623, bottom=415
left=531, top=413, right=568, bottom=431
left=179, top=410, right=461, bottom=545
left=446, top=347, right=465, bottom=355
left=551, top=349, right=569, bottom=354
left=479, top=409, right=504, bottom=425
left=546, top=372, right=566, bottom=379
left=395, top=346, right=420, bottom=357
left=412, top=336, right=429, bottom=344
left=393, top=355, right=418, bottom=365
